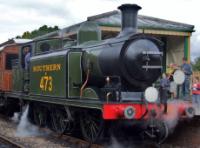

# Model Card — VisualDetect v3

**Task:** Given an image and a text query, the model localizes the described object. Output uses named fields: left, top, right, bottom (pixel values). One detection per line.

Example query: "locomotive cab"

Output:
left=12, top=41, right=34, bottom=92
left=12, top=37, right=75, bottom=93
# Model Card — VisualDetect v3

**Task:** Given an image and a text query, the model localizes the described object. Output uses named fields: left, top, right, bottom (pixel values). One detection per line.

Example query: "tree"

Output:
left=192, top=57, right=200, bottom=71
left=16, top=25, right=59, bottom=39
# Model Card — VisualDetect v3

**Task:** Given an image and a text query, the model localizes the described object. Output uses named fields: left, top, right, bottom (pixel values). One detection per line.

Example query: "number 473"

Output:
left=40, top=74, right=53, bottom=91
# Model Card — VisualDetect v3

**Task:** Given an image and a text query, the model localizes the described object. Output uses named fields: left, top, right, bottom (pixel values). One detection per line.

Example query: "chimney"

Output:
left=118, top=4, right=141, bottom=36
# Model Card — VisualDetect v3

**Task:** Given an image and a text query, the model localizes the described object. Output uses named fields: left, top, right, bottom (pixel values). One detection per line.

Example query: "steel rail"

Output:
left=0, top=134, right=25, bottom=148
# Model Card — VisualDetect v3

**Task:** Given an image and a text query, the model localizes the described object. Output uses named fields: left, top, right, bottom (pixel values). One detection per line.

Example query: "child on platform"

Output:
left=192, top=77, right=200, bottom=107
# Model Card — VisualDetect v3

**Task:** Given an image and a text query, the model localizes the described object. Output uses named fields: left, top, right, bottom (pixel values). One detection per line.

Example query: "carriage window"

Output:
left=36, top=39, right=62, bottom=54
left=6, top=54, right=18, bottom=70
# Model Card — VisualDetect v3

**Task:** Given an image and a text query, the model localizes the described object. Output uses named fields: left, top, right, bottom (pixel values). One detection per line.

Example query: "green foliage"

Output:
left=17, top=25, right=59, bottom=39
left=192, top=57, right=200, bottom=71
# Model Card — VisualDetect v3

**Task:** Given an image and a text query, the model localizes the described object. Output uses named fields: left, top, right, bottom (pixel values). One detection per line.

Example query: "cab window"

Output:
left=35, top=39, right=62, bottom=54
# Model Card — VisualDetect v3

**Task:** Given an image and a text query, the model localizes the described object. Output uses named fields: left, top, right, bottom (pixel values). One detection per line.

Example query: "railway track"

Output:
left=52, top=133, right=103, bottom=148
left=0, top=113, right=103, bottom=148
left=0, top=134, right=24, bottom=148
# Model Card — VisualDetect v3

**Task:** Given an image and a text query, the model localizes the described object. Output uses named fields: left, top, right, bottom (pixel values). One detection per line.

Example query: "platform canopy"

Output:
left=35, top=10, right=194, bottom=40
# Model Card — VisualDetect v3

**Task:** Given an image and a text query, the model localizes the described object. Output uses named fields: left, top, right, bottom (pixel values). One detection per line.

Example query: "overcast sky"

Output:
left=0, top=0, right=199, bottom=61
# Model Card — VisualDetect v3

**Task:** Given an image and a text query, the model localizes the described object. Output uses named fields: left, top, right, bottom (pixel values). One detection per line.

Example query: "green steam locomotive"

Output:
left=0, top=4, right=193, bottom=143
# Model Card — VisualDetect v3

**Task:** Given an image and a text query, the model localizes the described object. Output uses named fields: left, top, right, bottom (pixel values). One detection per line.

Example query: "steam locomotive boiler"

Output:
left=82, top=5, right=162, bottom=91
left=0, top=3, right=194, bottom=144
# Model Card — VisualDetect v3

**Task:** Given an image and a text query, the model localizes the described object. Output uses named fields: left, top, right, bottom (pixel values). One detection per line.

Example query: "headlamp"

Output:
left=144, top=87, right=158, bottom=103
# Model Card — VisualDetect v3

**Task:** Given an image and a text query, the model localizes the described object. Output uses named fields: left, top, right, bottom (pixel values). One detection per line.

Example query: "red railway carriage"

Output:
left=0, top=44, right=19, bottom=91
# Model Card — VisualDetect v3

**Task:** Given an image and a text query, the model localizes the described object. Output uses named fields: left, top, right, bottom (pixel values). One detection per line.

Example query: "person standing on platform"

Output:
left=181, top=57, right=193, bottom=98
left=167, top=63, right=178, bottom=99
left=160, top=73, right=170, bottom=114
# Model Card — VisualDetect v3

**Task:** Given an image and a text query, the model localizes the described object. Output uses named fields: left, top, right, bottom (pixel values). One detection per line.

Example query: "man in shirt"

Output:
left=23, top=46, right=31, bottom=93
left=181, top=57, right=193, bottom=98
left=24, top=46, right=31, bottom=70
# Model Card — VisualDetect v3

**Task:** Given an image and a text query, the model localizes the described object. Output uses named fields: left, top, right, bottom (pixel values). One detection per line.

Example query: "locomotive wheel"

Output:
left=33, top=105, right=47, bottom=127
left=51, top=109, right=70, bottom=134
left=143, top=120, right=169, bottom=144
left=80, top=110, right=104, bottom=143
left=157, top=121, right=169, bottom=144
